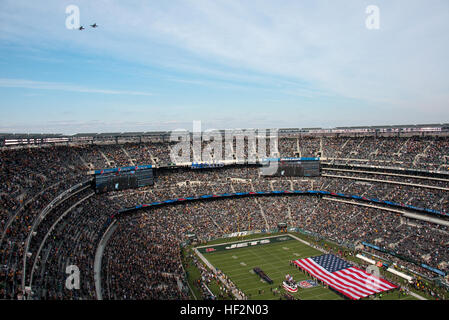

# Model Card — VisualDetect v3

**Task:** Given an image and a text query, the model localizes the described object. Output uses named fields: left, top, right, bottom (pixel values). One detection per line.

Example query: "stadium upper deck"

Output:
left=1, top=123, right=449, bottom=147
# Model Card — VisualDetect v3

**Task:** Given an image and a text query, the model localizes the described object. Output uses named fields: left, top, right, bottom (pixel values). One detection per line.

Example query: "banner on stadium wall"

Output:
left=362, top=242, right=382, bottom=251
left=94, top=164, right=152, bottom=175
left=191, top=162, right=225, bottom=169
left=225, top=231, right=252, bottom=238
left=261, top=157, right=320, bottom=162
left=421, top=264, right=446, bottom=277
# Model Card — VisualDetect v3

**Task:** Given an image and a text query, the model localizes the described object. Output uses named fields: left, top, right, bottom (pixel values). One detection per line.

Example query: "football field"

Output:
left=198, top=234, right=343, bottom=300
left=197, top=234, right=417, bottom=300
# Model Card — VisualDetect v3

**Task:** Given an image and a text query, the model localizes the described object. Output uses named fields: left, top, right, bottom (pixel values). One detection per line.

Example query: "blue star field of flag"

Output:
left=311, top=254, right=353, bottom=273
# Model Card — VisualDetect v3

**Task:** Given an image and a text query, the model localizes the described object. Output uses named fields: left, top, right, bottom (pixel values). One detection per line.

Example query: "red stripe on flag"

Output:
left=302, top=258, right=371, bottom=298
left=294, top=258, right=397, bottom=300
left=294, top=260, right=360, bottom=299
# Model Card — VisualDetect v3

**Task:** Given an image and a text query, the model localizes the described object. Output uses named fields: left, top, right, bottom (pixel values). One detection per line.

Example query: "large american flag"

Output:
left=294, top=254, right=397, bottom=300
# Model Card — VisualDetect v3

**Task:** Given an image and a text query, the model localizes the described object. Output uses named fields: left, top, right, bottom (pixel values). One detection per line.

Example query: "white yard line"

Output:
left=408, top=291, right=427, bottom=300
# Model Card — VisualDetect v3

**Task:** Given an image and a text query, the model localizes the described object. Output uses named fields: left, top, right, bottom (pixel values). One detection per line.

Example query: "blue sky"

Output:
left=0, top=0, right=448, bottom=134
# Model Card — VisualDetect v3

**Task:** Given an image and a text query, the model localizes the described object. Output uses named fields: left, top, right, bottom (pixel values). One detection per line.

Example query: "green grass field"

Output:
left=197, top=234, right=417, bottom=300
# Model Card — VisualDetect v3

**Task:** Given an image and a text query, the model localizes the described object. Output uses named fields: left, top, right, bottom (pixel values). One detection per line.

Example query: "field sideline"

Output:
left=195, top=234, right=416, bottom=300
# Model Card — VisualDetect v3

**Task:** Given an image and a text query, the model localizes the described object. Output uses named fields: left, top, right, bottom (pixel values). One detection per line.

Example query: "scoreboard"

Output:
left=260, top=158, right=320, bottom=177
left=94, top=166, right=154, bottom=193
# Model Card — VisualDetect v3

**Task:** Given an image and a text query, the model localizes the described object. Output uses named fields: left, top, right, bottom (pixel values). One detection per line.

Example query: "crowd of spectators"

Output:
left=97, top=191, right=448, bottom=299
left=1, top=134, right=449, bottom=300
left=316, top=135, right=449, bottom=171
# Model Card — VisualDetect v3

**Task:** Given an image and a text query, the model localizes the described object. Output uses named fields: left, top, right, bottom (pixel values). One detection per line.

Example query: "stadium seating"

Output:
left=1, top=135, right=449, bottom=299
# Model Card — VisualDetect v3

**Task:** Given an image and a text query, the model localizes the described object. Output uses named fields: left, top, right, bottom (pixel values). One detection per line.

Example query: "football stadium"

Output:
left=1, top=128, right=449, bottom=301
left=1, top=1, right=449, bottom=312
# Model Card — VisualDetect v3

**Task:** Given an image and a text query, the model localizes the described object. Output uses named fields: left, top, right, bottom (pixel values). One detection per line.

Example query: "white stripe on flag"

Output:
left=294, top=258, right=397, bottom=300
left=295, top=259, right=362, bottom=299
left=305, top=259, right=376, bottom=297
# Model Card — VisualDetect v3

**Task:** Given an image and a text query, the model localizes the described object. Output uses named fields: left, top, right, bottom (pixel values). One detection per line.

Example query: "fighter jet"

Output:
left=90, top=23, right=98, bottom=28
left=79, top=26, right=85, bottom=30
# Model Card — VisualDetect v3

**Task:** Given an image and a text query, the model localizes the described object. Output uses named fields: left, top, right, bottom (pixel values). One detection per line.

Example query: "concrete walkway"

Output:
left=94, top=220, right=117, bottom=300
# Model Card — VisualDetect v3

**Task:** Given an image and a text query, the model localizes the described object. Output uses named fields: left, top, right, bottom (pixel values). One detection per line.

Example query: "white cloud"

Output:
left=145, top=0, right=449, bottom=111
left=0, top=0, right=448, bottom=130
left=0, top=78, right=153, bottom=96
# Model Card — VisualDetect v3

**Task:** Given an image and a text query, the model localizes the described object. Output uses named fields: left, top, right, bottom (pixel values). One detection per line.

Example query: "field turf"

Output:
left=199, top=234, right=417, bottom=300
left=200, top=235, right=342, bottom=300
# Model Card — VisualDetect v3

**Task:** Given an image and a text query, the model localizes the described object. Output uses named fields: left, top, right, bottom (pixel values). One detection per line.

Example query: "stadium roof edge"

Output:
left=97, top=132, right=122, bottom=136
left=72, top=133, right=98, bottom=137
left=415, top=123, right=442, bottom=127
left=1, top=123, right=449, bottom=141
left=120, top=132, right=144, bottom=136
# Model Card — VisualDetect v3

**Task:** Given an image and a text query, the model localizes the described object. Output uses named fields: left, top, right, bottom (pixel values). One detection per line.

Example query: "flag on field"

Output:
left=293, top=254, right=397, bottom=300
